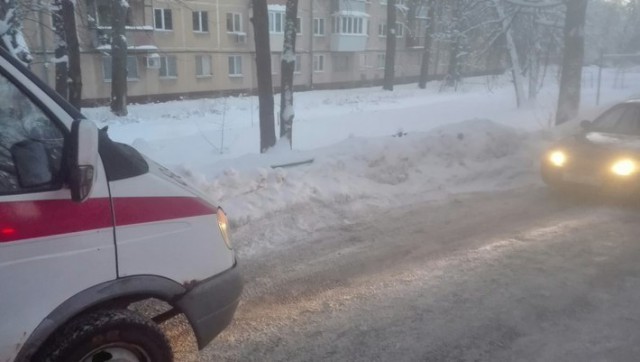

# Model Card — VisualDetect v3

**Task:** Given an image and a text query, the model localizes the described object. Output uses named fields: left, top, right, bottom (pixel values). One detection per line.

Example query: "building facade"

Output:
left=20, top=0, right=498, bottom=106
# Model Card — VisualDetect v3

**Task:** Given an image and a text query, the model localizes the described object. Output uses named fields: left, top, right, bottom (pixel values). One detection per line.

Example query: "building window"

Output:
left=334, top=55, right=350, bottom=72
left=313, top=18, right=325, bottom=36
left=229, top=55, right=243, bottom=76
left=196, top=55, right=212, bottom=77
left=269, top=11, right=284, bottom=33
left=102, top=56, right=138, bottom=81
left=193, top=11, right=209, bottom=32
left=159, top=56, right=178, bottom=78
left=269, top=13, right=301, bottom=34
left=379, top=22, right=403, bottom=37
left=333, top=16, right=366, bottom=35
left=295, top=54, right=302, bottom=73
left=154, top=8, right=172, bottom=30
left=313, top=54, right=324, bottom=72
left=96, top=0, right=112, bottom=27
left=226, top=13, right=243, bottom=33
left=89, top=0, right=133, bottom=28
left=377, top=53, right=385, bottom=69
left=378, top=23, right=387, bottom=37
left=360, top=54, right=367, bottom=69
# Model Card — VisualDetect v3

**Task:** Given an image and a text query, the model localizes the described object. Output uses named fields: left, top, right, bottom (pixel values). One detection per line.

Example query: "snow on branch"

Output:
left=505, top=0, right=563, bottom=8
left=0, top=3, right=33, bottom=65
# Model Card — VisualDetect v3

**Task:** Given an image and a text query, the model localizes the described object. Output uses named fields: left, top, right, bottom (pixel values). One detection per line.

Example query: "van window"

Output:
left=0, top=74, right=64, bottom=194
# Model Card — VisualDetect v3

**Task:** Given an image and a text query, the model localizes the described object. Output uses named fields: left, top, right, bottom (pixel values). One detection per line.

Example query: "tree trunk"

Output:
left=111, top=0, right=128, bottom=116
left=492, top=0, right=526, bottom=107
left=445, top=0, right=462, bottom=88
left=418, top=0, right=435, bottom=89
left=446, top=37, right=460, bottom=88
left=251, top=0, right=277, bottom=152
left=406, top=0, right=418, bottom=47
left=63, top=0, right=82, bottom=110
left=52, top=0, right=68, bottom=99
left=555, top=0, right=588, bottom=125
left=383, top=0, right=397, bottom=91
left=280, top=0, right=298, bottom=148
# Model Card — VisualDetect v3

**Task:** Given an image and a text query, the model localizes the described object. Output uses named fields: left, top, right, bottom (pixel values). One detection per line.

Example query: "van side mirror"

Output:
left=580, top=120, right=593, bottom=131
left=10, top=140, right=53, bottom=188
left=69, top=119, right=99, bottom=202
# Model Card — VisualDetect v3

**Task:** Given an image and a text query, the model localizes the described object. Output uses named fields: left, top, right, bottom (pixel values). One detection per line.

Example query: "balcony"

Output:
left=91, top=26, right=156, bottom=52
left=270, top=34, right=284, bottom=52
left=330, top=34, right=367, bottom=52
left=332, top=0, right=367, bottom=12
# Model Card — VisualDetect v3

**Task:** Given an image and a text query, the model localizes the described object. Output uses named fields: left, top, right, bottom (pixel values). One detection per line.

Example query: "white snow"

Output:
left=96, top=45, right=159, bottom=51
left=85, top=67, right=640, bottom=252
left=268, top=5, right=286, bottom=12
left=53, top=55, right=68, bottom=64
left=332, top=11, right=371, bottom=18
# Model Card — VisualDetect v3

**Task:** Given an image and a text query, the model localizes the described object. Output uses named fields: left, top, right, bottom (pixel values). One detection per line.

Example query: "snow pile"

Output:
left=176, top=119, right=541, bottom=239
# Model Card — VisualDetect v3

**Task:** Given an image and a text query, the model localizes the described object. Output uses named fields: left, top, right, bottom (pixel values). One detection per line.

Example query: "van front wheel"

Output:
left=37, top=309, right=173, bottom=362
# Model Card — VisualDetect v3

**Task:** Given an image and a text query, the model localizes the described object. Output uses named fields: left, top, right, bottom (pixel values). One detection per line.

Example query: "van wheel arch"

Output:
left=14, top=275, right=187, bottom=362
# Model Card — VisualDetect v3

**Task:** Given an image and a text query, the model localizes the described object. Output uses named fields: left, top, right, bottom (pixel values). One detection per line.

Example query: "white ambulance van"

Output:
left=0, top=47, right=242, bottom=361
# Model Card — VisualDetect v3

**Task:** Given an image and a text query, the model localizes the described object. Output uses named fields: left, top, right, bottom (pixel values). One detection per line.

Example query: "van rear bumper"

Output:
left=175, top=262, right=243, bottom=349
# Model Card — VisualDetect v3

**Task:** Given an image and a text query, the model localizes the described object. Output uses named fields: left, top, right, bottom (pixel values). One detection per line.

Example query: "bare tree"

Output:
left=280, top=0, right=298, bottom=148
left=406, top=0, right=425, bottom=47
left=251, top=0, right=276, bottom=152
left=0, top=0, right=32, bottom=64
left=52, top=0, right=68, bottom=98
left=383, top=0, right=397, bottom=91
left=418, top=0, right=436, bottom=89
left=555, top=0, right=588, bottom=125
left=64, top=0, right=82, bottom=109
left=444, top=0, right=462, bottom=88
left=492, top=0, right=525, bottom=107
left=111, top=0, right=128, bottom=116
left=50, top=0, right=81, bottom=109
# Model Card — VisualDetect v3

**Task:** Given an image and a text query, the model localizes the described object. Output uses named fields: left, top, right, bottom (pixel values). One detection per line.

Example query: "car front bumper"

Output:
left=542, top=162, right=640, bottom=194
left=176, top=262, right=243, bottom=349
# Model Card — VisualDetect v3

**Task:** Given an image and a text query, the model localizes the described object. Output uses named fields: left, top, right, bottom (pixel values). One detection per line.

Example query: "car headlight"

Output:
left=611, top=159, right=637, bottom=176
left=217, top=208, right=232, bottom=249
left=548, top=150, right=567, bottom=167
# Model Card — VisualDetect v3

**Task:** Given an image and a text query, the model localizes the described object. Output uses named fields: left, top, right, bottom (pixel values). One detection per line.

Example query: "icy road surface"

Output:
left=167, top=187, right=640, bottom=361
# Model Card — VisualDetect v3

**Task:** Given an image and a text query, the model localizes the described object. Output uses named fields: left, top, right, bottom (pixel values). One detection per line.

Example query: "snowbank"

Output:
left=176, top=119, right=542, bottom=236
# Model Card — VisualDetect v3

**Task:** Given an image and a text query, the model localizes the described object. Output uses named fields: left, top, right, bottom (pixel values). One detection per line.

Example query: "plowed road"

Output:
left=168, top=187, right=640, bottom=361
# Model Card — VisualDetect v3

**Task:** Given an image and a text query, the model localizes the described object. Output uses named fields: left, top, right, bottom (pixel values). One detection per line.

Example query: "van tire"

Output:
left=36, top=309, right=173, bottom=362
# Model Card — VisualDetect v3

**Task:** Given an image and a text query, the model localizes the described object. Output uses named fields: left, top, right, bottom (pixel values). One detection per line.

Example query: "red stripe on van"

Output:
left=0, top=197, right=217, bottom=243
left=0, top=198, right=112, bottom=243
left=112, top=197, right=217, bottom=226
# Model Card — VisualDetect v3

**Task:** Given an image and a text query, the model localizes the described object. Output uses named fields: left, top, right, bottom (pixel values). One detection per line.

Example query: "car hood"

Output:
left=584, top=132, right=640, bottom=151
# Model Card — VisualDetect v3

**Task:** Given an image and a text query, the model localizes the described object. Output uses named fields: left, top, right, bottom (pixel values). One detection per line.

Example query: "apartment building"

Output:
left=20, top=0, right=489, bottom=105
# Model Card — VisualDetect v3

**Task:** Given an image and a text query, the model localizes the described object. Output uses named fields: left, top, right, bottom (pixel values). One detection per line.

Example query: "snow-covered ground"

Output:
left=84, top=67, right=640, bottom=253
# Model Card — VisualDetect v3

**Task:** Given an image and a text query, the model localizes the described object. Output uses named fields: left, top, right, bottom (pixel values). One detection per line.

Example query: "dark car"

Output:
left=542, top=99, right=640, bottom=194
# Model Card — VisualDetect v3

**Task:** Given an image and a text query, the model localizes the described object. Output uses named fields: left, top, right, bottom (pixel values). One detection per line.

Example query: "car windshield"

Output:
left=591, top=105, right=640, bottom=135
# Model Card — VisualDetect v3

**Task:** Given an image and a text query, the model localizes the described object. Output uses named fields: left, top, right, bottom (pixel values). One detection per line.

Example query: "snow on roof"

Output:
left=332, top=10, right=370, bottom=17
left=96, top=45, right=159, bottom=51
left=96, top=25, right=155, bottom=31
